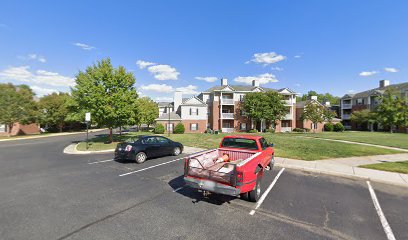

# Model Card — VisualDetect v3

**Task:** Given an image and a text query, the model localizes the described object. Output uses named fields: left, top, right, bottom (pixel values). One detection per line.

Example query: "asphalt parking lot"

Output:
left=1, top=132, right=407, bottom=240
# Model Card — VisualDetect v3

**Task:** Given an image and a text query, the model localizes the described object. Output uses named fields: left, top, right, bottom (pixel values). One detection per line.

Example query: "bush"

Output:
left=248, top=129, right=258, bottom=133
left=292, top=128, right=303, bottom=132
left=173, top=123, right=185, bottom=134
left=265, top=128, right=275, bottom=133
left=154, top=124, right=165, bottom=134
left=324, top=123, right=334, bottom=132
left=333, top=123, right=345, bottom=132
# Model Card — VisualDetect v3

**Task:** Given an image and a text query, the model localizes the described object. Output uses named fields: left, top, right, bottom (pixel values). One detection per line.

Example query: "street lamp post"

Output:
left=168, top=104, right=171, bottom=137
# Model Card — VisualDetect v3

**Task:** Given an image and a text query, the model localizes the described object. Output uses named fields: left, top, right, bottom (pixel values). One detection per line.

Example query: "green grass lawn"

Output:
left=360, top=161, right=408, bottom=174
left=304, top=131, right=408, bottom=149
left=77, top=132, right=403, bottom=160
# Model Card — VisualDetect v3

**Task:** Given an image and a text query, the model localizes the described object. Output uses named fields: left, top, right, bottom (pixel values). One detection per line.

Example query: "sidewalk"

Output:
left=275, top=154, right=408, bottom=187
left=0, top=128, right=107, bottom=142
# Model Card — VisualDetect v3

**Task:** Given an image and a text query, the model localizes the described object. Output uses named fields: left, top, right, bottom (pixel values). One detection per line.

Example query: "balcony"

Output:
left=284, top=100, right=293, bottom=105
left=342, top=103, right=352, bottom=109
left=342, top=114, right=351, bottom=120
left=282, top=113, right=293, bottom=120
left=221, top=113, right=234, bottom=119
left=222, top=128, right=235, bottom=133
left=281, top=127, right=292, bottom=132
left=221, top=98, right=234, bottom=105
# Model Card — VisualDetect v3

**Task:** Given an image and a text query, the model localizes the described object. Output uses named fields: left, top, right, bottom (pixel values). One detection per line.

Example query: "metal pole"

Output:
left=86, top=122, right=89, bottom=149
left=168, top=105, right=171, bottom=137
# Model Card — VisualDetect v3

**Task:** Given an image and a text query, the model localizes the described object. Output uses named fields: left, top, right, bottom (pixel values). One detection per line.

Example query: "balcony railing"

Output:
left=282, top=113, right=292, bottom=120
left=342, top=114, right=351, bottom=119
left=281, top=127, right=292, bottom=132
left=222, top=127, right=235, bottom=133
left=221, top=113, right=234, bottom=119
left=342, top=103, right=352, bottom=109
left=221, top=98, right=234, bottom=105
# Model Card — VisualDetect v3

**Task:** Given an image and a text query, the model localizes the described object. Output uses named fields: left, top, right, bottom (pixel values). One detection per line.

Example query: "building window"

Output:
left=311, top=123, right=317, bottom=129
left=0, top=124, right=5, bottom=133
left=240, top=123, right=247, bottom=130
left=240, top=95, right=245, bottom=102
left=191, top=123, right=198, bottom=131
left=166, top=123, right=174, bottom=132
left=190, top=108, right=198, bottom=115
left=356, top=98, right=364, bottom=105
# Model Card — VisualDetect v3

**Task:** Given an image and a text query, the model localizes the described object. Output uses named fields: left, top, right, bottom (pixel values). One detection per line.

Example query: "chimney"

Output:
left=379, top=80, right=390, bottom=88
left=252, top=80, right=260, bottom=87
left=221, top=78, right=228, bottom=86
left=310, top=96, right=318, bottom=101
left=174, top=91, right=182, bottom=112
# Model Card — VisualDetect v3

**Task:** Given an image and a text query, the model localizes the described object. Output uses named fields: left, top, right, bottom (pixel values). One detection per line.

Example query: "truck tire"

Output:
left=268, top=155, right=275, bottom=170
left=240, top=192, right=248, bottom=200
left=135, top=152, right=147, bottom=164
left=248, top=175, right=262, bottom=202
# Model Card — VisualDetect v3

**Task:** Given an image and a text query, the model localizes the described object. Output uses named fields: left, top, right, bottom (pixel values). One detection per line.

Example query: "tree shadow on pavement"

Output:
left=168, top=175, right=236, bottom=206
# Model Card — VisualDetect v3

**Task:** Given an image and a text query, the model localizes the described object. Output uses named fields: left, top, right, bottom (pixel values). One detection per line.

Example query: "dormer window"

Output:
left=190, top=108, right=198, bottom=115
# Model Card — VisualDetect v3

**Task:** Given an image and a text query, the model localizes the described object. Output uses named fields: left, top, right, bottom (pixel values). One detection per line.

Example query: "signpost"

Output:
left=85, top=112, right=91, bottom=149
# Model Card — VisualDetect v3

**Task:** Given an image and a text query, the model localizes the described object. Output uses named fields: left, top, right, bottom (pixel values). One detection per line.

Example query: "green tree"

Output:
left=0, top=83, right=38, bottom=136
left=38, top=92, right=71, bottom=132
left=323, top=108, right=337, bottom=123
left=264, top=91, right=287, bottom=129
left=71, top=58, right=138, bottom=141
left=297, top=91, right=340, bottom=105
left=350, top=109, right=376, bottom=131
left=301, top=101, right=325, bottom=133
left=375, top=89, right=406, bottom=133
left=134, top=97, right=159, bottom=129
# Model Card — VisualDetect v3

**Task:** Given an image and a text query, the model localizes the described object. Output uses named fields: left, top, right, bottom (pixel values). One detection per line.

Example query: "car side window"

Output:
left=260, top=138, right=269, bottom=150
left=155, top=137, right=170, bottom=144
left=142, top=137, right=157, bottom=144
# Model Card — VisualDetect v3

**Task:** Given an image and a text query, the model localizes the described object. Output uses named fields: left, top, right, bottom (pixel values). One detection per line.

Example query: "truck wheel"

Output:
left=240, top=192, right=248, bottom=200
left=173, top=147, right=181, bottom=156
left=135, top=152, right=147, bottom=164
left=268, top=155, right=275, bottom=170
left=248, top=176, right=262, bottom=202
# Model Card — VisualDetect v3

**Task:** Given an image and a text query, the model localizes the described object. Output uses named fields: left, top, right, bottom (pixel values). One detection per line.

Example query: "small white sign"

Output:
left=85, top=112, right=91, bottom=122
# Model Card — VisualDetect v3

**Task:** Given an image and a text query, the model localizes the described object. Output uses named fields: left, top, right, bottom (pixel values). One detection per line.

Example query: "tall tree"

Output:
left=264, top=91, right=287, bottom=128
left=298, top=91, right=340, bottom=105
left=0, top=83, right=38, bottom=136
left=241, top=92, right=270, bottom=130
left=38, top=92, right=71, bottom=132
left=375, top=89, right=406, bottom=133
left=71, top=58, right=138, bottom=141
left=301, top=101, right=326, bottom=133
left=134, top=97, right=159, bottom=129
left=350, top=109, right=376, bottom=131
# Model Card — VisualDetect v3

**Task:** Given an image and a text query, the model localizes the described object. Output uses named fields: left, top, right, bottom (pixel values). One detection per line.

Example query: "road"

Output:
left=0, top=132, right=407, bottom=240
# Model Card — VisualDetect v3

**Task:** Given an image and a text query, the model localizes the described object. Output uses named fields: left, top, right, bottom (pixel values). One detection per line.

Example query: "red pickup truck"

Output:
left=184, top=135, right=275, bottom=202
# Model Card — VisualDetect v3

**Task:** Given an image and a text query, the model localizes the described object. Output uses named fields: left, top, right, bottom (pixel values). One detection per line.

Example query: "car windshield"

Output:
left=221, top=138, right=258, bottom=150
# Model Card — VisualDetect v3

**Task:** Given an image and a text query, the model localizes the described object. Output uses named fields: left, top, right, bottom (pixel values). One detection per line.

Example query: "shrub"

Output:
left=324, top=123, right=334, bottom=132
left=154, top=124, right=165, bottom=134
left=173, top=123, right=185, bottom=134
left=248, top=129, right=258, bottom=133
left=333, top=122, right=345, bottom=132
left=292, top=128, right=303, bottom=132
left=265, top=128, right=275, bottom=133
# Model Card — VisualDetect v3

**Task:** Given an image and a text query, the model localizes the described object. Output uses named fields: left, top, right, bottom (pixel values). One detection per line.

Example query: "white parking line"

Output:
left=88, top=159, right=114, bottom=165
left=366, top=181, right=396, bottom=240
left=249, top=168, right=285, bottom=215
left=119, top=157, right=185, bottom=177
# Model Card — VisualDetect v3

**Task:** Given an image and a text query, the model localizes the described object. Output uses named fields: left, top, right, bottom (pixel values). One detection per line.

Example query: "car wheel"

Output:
left=248, top=175, right=262, bottom=202
left=135, top=152, right=147, bottom=164
left=173, top=147, right=181, bottom=156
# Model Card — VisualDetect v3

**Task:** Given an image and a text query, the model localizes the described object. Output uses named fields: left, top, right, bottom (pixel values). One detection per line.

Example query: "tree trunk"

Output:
left=8, top=123, right=13, bottom=137
left=119, top=126, right=122, bottom=136
left=59, top=123, right=63, bottom=133
left=109, top=128, right=113, bottom=142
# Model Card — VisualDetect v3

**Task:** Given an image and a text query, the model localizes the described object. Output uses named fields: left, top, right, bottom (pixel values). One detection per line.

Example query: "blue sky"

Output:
left=1, top=1, right=407, bottom=100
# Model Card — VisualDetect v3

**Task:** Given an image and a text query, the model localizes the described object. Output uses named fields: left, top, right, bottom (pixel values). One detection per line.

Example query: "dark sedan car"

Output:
left=114, top=135, right=184, bottom=163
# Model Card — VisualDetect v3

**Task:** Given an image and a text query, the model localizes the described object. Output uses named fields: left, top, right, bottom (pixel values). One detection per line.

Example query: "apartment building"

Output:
left=198, top=78, right=298, bottom=132
left=340, top=80, right=408, bottom=130
left=0, top=122, right=40, bottom=137
left=156, top=92, right=208, bottom=133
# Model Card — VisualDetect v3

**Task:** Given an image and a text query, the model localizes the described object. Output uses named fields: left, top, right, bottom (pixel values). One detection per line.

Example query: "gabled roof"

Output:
left=296, top=99, right=325, bottom=108
left=349, top=81, right=408, bottom=99
left=202, top=85, right=276, bottom=93
left=158, top=102, right=173, bottom=107
left=156, top=111, right=181, bottom=120
left=341, top=94, right=355, bottom=99
left=180, top=96, right=207, bottom=107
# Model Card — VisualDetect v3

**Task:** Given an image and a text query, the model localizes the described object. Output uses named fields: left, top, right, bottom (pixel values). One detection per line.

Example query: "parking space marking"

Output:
left=249, top=168, right=285, bottom=215
left=88, top=159, right=114, bottom=165
left=366, top=181, right=396, bottom=240
left=119, top=156, right=185, bottom=177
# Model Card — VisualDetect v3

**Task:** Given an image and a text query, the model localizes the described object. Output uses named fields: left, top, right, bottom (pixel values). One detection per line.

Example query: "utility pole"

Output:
left=168, top=104, right=171, bottom=137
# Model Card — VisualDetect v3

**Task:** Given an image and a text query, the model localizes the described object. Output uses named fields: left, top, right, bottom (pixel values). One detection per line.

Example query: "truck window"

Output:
left=221, top=138, right=258, bottom=150
left=260, top=138, right=268, bottom=150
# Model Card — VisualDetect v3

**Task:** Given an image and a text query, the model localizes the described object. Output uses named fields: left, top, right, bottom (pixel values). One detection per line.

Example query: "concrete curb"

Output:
left=0, top=129, right=107, bottom=142
left=63, top=143, right=115, bottom=155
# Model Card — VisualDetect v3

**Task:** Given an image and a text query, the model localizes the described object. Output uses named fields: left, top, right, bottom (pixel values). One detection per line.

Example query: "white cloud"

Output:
left=0, top=66, right=75, bottom=87
left=175, top=85, right=199, bottom=94
left=30, top=86, right=59, bottom=96
left=234, top=73, right=278, bottom=85
left=19, top=54, right=47, bottom=63
left=384, top=67, right=399, bottom=73
left=195, top=76, right=218, bottom=82
left=73, top=42, right=95, bottom=50
left=294, top=55, right=301, bottom=58
left=147, top=64, right=179, bottom=80
left=247, top=52, right=286, bottom=65
left=136, top=60, right=156, bottom=69
left=140, top=84, right=174, bottom=93
left=271, top=67, right=284, bottom=71
left=156, top=97, right=173, bottom=102
left=359, top=71, right=378, bottom=77
left=348, top=90, right=355, bottom=93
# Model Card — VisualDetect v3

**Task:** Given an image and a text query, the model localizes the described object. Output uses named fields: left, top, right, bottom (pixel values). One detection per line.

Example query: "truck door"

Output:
left=259, top=138, right=272, bottom=166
